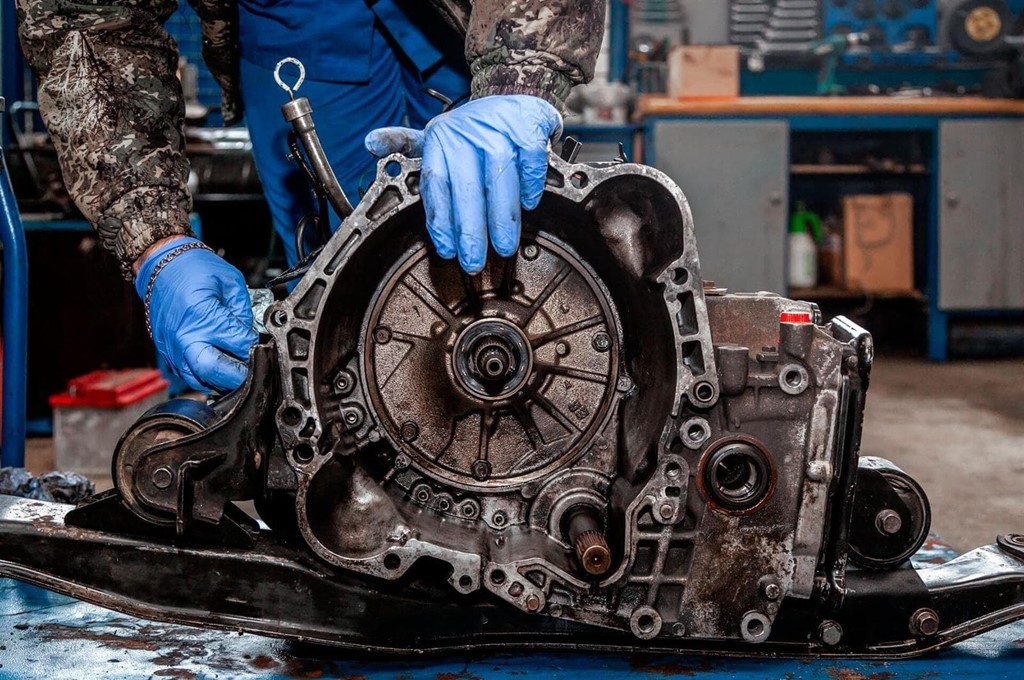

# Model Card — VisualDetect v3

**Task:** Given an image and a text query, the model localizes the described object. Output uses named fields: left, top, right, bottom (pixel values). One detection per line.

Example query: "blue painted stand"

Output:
left=0, top=101, right=28, bottom=468
left=0, top=537, right=1021, bottom=678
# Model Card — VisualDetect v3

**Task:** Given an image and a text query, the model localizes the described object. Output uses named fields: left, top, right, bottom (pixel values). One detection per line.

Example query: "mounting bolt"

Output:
left=910, top=608, right=940, bottom=637
left=555, top=341, right=570, bottom=356
left=342, top=408, right=362, bottom=427
left=762, top=582, right=782, bottom=601
left=592, top=332, right=611, bottom=352
left=616, top=375, right=634, bottom=393
left=373, top=326, right=392, bottom=344
left=394, top=454, right=410, bottom=469
left=400, top=421, right=419, bottom=442
left=875, top=509, right=903, bottom=536
left=523, top=244, right=539, bottom=260
left=151, top=467, right=173, bottom=490
left=672, top=622, right=686, bottom=637
left=333, top=371, right=353, bottom=395
left=491, top=510, right=508, bottom=527
left=471, top=460, right=492, bottom=481
left=659, top=503, right=675, bottom=519
left=525, top=595, right=541, bottom=612
left=818, top=620, right=843, bottom=646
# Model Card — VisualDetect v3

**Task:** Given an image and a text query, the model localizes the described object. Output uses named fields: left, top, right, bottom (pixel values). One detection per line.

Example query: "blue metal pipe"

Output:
left=0, top=102, right=28, bottom=467
left=608, top=0, right=629, bottom=84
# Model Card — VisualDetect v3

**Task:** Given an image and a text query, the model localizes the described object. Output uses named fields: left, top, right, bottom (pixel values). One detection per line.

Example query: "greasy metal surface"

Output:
left=363, top=234, right=620, bottom=490
left=2, top=539, right=1023, bottom=679
left=4, top=151, right=1024, bottom=658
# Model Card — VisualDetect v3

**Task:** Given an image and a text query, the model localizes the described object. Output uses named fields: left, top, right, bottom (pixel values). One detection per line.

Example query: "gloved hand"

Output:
left=135, top=237, right=258, bottom=393
left=365, top=95, right=562, bottom=273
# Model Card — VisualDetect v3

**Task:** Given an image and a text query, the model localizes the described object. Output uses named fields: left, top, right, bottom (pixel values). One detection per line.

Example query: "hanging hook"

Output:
left=274, top=57, right=306, bottom=100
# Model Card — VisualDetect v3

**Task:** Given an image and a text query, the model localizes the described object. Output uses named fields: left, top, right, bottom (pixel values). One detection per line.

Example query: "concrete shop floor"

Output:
left=24, top=357, right=1024, bottom=552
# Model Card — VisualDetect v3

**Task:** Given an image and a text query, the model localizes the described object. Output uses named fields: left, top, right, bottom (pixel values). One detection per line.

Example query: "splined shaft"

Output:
left=568, top=507, right=612, bottom=576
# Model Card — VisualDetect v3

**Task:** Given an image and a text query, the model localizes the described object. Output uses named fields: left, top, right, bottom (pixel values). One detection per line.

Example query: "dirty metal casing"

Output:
left=3, top=151, right=1024, bottom=656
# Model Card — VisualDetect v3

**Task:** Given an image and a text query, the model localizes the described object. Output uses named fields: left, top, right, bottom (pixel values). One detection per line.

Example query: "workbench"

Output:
left=2, top=537, right=1021, bottom=679
left=636, top=95, right=1024, bottom=361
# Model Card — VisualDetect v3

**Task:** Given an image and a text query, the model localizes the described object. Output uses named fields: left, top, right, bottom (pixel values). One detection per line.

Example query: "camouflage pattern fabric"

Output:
left=16, top=0, right=605, bottom=278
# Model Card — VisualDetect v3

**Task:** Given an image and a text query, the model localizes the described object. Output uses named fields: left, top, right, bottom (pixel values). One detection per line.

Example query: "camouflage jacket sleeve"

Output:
left=16, top=0, right=194, bottom=278
left=457, top=0, right=606, bottom=110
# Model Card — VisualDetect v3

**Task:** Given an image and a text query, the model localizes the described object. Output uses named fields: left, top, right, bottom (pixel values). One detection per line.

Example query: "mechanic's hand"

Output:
left=135, top=237, right=257, bottom=393
left=365, top=95, right=562, bottom=273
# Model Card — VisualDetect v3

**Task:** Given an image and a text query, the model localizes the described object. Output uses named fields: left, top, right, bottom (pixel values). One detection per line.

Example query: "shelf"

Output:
left=790, top=163, right=928, bottom=175
left=789, top=286, right=926, bottom=301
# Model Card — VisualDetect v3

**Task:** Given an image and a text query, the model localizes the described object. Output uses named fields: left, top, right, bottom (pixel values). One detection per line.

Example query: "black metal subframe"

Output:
left=1, top=494, right=1022, bottom=659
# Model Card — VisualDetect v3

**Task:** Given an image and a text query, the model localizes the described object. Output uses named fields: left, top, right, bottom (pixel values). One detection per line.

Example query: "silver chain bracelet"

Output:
left=143, top=241, right=214, bottom=338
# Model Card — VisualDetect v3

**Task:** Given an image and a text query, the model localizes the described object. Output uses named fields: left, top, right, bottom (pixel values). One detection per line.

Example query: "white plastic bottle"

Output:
left=787, top=203, right=821, bottom=289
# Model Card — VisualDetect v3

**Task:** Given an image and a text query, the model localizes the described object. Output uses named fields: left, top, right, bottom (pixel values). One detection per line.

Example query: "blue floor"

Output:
left=1, top=539, right=1022, bottom=678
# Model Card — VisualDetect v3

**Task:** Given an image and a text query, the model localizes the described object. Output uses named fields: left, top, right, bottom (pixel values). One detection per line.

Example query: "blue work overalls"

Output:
left=238, top=0, right=470, bottom=266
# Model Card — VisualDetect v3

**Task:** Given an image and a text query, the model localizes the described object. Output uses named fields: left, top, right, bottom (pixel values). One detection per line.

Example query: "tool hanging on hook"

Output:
left=274, top=57, right=355, bottom=223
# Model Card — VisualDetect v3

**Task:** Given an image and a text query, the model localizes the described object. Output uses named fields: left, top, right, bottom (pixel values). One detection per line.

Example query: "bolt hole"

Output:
left=458, top=575, right=473, bottom=589
left=637, top=614, right=656, bottom=633
left=694, top=382, right=715, bottom=403
left=746, top=618, right=765, bottom=637
left=665, top=462, right=682, bottom=479
left=784, top=369, right=803, bottom=388
left=281, top=406, right=302, bottom=427
left=293, top=443, right=315, bottom=463
left=385, top=160, right=402, bottom=177
left=490, top=569, right=507, bottom=585
left=673, top=267, right=689, bottom=285
left=383, top=553, right=401, bottom=570
left=687, top=424, right=705, bottom=441
left=570, top=172, right=589, bottom=189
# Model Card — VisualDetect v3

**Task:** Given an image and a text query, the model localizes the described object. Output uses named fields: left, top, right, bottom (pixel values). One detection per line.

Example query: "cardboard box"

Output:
left=841, top=193, right=915, bottom=293
left=667, top=46, right=740, bottom=99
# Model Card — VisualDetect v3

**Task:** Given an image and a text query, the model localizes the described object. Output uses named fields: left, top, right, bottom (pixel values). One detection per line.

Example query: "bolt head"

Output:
left=672, top=622, right=686, bottom=637
left=911, top=608, right=940, bottom=637
left=762, top=582, right=782, bottom=601
left=471, top=460, right=492, bottom=481
left=373, top=326, right=392, bottom=344
left=152, top=467, right=173, bottom=490
left=525, top=594, right=541, bottom=612
left=659, top=503, right=675, bottom=519
left=875, top=509, right=903, bottom=536
left=592, top=332, right=611, bottom=352
left=400, top=421, right=419, bottom=442
left=818, top=620, right=843, bottom=646
left=555, top=341, right=570, bottom=356
left=523, top=244, right=539, bottom=260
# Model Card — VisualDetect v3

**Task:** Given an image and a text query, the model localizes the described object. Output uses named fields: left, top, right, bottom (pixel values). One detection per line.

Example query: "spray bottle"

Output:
left=788, top=202, right=823, bottom=289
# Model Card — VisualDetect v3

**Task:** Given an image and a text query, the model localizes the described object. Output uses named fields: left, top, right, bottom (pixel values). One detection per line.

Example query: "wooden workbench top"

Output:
left=636, top=94, right=1024, bottom=118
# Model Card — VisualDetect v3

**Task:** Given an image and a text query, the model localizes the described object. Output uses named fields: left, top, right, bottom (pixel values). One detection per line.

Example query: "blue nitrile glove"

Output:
left=135, top=237, right=257, bottom=393
left=365, top=95, right=562, bottom=273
